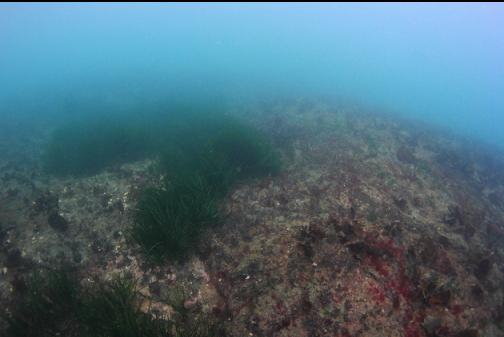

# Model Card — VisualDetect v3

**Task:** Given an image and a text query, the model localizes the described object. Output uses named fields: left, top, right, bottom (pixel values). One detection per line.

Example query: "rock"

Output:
left=0, top=223, right=16, bottom=238
left=335, top=221, right=355, bottom=243
left=422, top=315, right=442, bottom=335
left=454, top=329, right=479, bottom=337
left=184, top=297, right=199, bottom=309
left=471, top=284, right=484, bottom=299
left=33, top=191, right=58, bottom=213
left=72, top=249, right=82, bottom=264
left=48, top=211, right=69, bottom=232
left=487, top=223, right=504, bottom=238
left=347, top=241, right=389, bottom=258
left=443, top=206, right=463, bottom=226
left=149, top=281, right=162, bottom=296
left=438, top=235, right=451, bottom=247
left=488, top=192, right=502, bottom=207
left=396, top=145, right=416, bottom=164
left=6, top=248, right=23, bottom=268
left=474, top=258, right=492, bottom=280
left=428, top=288, right=451, bottom=307
left=393, top=197, right=408, bottom=210
left=10, top=274, right=27, bottom=293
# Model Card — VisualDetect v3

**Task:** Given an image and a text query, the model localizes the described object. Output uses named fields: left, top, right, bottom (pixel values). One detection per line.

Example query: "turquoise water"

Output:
left=1, top=3, right=503, bottom=146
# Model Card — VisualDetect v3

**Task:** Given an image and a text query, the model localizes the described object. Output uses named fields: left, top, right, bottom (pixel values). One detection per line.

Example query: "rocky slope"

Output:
left=1, top=98, right=504, bottom=337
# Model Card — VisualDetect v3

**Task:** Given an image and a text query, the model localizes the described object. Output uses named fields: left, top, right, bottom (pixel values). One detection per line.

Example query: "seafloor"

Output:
left=1, top=99, right=504, bottom=337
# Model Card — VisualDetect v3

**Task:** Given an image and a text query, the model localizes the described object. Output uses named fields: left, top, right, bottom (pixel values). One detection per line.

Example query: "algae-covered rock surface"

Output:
left=1, top=99, right=504, bottom=337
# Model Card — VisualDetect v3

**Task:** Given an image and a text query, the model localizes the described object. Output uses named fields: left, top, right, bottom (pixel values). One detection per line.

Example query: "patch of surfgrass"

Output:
left=4, top=268, right=79, bottom=337
left=43, top=118, right=153, bottom=176
left=158, top=143, right=237, bottom=199
left=4, top=269, right=225, bottom=337
left=159, top=116, right=280, bottom=191
left=133, top=114, right=280, bottom=263
left=78, top=275, right=170, bottom=337
left=132, top=174, right=221, bottom=263
left=209, top=121, right=281, bottom=180
left=79, top=274, right=225, bottom=337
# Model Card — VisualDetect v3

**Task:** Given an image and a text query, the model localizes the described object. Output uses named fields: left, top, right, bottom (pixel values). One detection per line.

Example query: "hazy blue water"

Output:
left=1, top=3, right=503, bottom=146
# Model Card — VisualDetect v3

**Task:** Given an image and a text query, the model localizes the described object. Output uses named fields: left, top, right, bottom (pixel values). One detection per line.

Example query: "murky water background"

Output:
left=1, top=3, right=503, bottom=146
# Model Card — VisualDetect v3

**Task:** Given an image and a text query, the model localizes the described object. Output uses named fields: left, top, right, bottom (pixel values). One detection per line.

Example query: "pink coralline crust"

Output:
left=365, top=255, right=390, bottom=277
left=275, top=300, right=287, bottom=314
left=367, top=282, right=386, bottom=304
left=436, top=326, right=451, bottom=336
left=362, top=234, right=412, bottom=299
left=451, top=304, right=464, bottom=317
left=362, top=233, right=426, bottom=337
left=404, top=309, right=426, bottom=337
left=405, top=324, right=423, bottom=337
left=433, top=250, right=455, bottom=275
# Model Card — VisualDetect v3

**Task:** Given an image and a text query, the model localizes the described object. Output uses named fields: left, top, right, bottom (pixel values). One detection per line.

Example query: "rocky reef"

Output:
left=1, top=98, right=504, bottom=337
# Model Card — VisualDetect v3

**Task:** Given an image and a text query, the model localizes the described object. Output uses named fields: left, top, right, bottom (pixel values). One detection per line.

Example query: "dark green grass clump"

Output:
left=4, top=269, right=79, bottom=337
left=158, top=116, right=281, bottom=185
left=132, top=115, right=280, bottom=263
left=208, top=122, right=281, bottom=179
left=4, top=269, right=223, bottom=337
left=43, top=119, right=153, bottom=176
left=132, top=176, right=221, bottom=262
left=78, top=276, right=169, bottom=337
left=158, top=118, right=280, bottom=195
